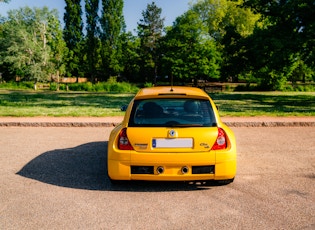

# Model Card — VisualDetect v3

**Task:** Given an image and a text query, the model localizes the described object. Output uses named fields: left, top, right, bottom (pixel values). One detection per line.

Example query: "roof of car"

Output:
left=134, top=86, right=210, bottom=99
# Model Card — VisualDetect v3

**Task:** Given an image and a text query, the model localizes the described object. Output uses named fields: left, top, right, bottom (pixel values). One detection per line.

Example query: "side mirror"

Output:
left=120, top=105, right=128, bottom=111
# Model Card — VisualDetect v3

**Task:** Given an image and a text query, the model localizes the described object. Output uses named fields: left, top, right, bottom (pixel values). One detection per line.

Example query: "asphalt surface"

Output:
left=0, top=126, right=314, bottom=229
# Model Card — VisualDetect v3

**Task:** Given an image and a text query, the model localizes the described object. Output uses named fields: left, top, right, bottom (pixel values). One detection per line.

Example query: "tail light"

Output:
left=118, top=128, right=134, bottom=150
left=211, top=128, right=227, bottom=150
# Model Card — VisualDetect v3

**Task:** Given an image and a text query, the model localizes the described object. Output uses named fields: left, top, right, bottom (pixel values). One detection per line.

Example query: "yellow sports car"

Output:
left=107, top=86, right=236, bottom=184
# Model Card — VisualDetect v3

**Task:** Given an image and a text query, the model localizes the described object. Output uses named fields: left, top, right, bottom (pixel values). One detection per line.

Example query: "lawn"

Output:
left=0, top=90, right=314, bottom=117
left=0, top=90, right=134, bottom=117
left=210, top=91, right=315, bottom=116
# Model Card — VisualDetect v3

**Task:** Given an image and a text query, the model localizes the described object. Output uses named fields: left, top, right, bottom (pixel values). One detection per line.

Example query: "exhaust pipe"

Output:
left=156, top=166, right=164, bottom=174
left=181, top=166, right=189, bottom=174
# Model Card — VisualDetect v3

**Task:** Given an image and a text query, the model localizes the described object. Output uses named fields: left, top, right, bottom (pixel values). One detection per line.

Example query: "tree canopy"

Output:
left=63, top=0, right=84, bottom=78
left=0, top=0, right=314, bottom=90
left=162, top=10, right=221, bottom=82
left=100, top=0, right=125, bottom=79
left=137, top=1, right=165, bottom=83
left=239, top=0, right=315, bottom=89
left=85, top=0, right=101, bottom=82
left=0, top=7, right=65, bottom=87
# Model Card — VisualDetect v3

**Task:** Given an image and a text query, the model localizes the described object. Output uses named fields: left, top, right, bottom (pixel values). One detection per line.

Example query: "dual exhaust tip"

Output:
left=156, top=166, right=189, bottom=174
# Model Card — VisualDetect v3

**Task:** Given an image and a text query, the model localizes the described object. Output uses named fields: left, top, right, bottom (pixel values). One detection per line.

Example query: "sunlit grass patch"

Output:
left=0, top=91, right=134, bottom=117
left=0, top=90, right=314, bottom=117
left=210, top=92, right=315, bottom=117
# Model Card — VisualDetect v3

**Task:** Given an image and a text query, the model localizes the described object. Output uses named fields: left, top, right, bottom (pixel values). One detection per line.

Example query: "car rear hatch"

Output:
left=127, top=127, right=218, bottom=153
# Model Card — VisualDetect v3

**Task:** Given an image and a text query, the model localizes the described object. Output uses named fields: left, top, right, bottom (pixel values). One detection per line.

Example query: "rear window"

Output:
left=128, top=98, right=217, bottom=127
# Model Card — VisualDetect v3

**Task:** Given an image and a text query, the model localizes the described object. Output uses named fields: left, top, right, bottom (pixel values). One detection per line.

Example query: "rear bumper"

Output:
left=107, top=152, right=236, bottom=181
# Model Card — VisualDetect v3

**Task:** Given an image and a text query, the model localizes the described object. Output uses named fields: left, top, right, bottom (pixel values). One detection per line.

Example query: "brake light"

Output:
left=118, top=128, right=134, bottom=150
left=211, top=128, right=227, bottom=150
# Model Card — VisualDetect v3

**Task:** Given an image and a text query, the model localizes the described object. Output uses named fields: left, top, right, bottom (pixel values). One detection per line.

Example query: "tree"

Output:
left=162, top=10, right=221, bottom=83
left=0, top=7, right=63, bottom=89
left=85, top=0, right=101, bottom=82
left=191, top=0, right=260, bottom=82
left=240, top=0, right=315, bottom=89
left=100, top=0, right=125, bottom=79
left=243, top=0, right=315, bottom=66
left=46, top=10, right=68, bottom=87
left=63, top=0, right=84, bottom=78
left=192, top=0, right=260, bottom=42
left=120, top=32, right=141, bottom=82
left=137, top=1, right=165, bottom=83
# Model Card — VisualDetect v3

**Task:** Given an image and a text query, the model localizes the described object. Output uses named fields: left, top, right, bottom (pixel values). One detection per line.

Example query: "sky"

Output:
left=0, top=0, right=192, bottom=32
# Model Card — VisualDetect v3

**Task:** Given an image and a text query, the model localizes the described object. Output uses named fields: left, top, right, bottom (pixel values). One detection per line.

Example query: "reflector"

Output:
left=211, top=128, right=227, bottom=150
left=118, top=128, right=134, bottom=150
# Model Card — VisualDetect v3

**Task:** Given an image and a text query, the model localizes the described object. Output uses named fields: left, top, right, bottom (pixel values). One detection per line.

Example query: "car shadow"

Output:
left=17, top=141, right=215, bottom=192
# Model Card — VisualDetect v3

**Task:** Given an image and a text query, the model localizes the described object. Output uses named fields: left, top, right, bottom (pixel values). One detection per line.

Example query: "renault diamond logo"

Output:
left=169, top=129, right=176, bottom=137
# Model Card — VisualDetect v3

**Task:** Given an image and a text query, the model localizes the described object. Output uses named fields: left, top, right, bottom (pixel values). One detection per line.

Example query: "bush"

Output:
left=68, top=82, right=93, bottom=91
left=0, top=80, right=140, bottom=92
left=0, top=81, right=34, bottom=90
left=295, top=84, right=315, bottom=92
left=283, top=84, right=315, bottom=92
left=283, top=85, right=294, bottom=92
left=50, top=82, right=58, bottom=91
left=144, top=82, right=154, bottom=88
left=108, top=81, right=139, bottom=93
left=94, top=82, right=106, bottom=92
left=303, top=85, right=315, bottom=92
left=235, top=84, right=258, bottom=91
left=60, top=81, right=139, bottom=93
left=59, top=84, right=67, bottom=91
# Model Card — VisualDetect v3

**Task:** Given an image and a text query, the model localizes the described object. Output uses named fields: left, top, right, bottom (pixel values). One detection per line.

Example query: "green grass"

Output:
left=0, top=90, right=314, bottom=117
left=210, top=92, right=315, bottom=117
left=0, top=90, right=134, bottom=117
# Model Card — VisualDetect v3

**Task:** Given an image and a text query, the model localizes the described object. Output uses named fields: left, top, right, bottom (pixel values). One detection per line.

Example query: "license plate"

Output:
left=152, top=138, right=193, bottom=148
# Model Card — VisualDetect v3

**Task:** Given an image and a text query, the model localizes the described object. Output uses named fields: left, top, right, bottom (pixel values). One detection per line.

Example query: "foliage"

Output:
left=144, top=82, right=154, bottom=88
left=85, top=0, right=101, bottom=82
left=0, top=81, right=34, bottom=90
left=68, top=81, right=138, bottom=93
left=0, top=7, right=64, bottom=86
left=162, top=10, right=221, bottom=82
left=238, top=0, right=315, bottom=89
left=242, top=0, right=315, bottom=68
left=119, top=32, right=141, bottom=82
left=283, top=84, right=315, bottom=92
left=137, top=2, right=165, bottom=83
left=100, top=0, right=125, bottom=79
left=191, top=0, right=261, bottom=82
left=192, top=0, right=260, bottom=41
left=47, top=10, right=68, bottom=81
left=63, top=0, right=84, bottom=78
left=0, top=0, right=314, bottom=91
left=49, top=78, right=139, bottom=93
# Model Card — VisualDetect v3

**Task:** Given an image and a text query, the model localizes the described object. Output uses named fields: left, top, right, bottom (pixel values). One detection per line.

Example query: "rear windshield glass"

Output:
left=128, top=98, right=217, bottom=127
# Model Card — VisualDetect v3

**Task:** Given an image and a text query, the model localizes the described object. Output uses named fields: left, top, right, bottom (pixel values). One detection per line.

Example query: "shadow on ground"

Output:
left=17, top=141, right=215, bottom=192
